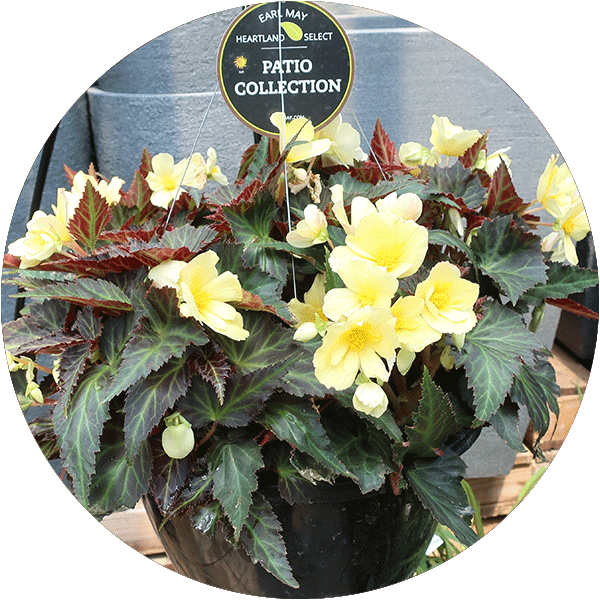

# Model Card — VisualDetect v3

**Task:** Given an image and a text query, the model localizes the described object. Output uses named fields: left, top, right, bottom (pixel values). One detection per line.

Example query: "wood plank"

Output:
left=101, top=502, right=164, bottom=556
left=549, top=344, right=589, bottom=395
left=538, top=394, right=582, bottom=450
left=465, top=454, right=534, bottom=518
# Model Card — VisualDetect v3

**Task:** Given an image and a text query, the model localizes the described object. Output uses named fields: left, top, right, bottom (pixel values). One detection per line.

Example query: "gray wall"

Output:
left=2, top=3, right=570, bottom=339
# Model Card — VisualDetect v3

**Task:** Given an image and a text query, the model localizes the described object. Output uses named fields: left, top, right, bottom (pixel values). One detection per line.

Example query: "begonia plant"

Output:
left=3, top=113, right=597, bottom=588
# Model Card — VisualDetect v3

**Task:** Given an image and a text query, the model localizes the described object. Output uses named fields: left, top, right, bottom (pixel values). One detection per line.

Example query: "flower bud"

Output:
left=352, top=382, right=388, bottom=418
left=162, top=413, right=195, bottom=460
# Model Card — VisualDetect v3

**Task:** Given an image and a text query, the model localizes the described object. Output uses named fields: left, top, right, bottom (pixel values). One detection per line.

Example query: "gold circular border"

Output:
left=217, top=1, right=355, bottom=138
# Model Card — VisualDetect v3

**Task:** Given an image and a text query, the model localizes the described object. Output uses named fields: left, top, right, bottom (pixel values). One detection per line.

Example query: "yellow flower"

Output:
left=415, top=262, right=479, bottom=334
left=430, top=115, right=481, bottom=157
left=148, top=250, right=249, bottom=340
left=146, top=152, right=206, bottom=209
left=329, top=212, right=428, bottom=279
left=270, top=112, right=331, bottom=164
left=332, top=192, right=376, bottom=236
left=286, top=204, right=329, bottom=248
left=398, top=142, right=440, bottom=167
left=536, top=155, right=579, bottom=215
left=66, top=171, right=125, bottom=211
left=375, top=192, right=422, bottom=222
left=314, top=115, right=367, bottom=167
left=7, top=209, right=74, bottom=268
left=323, top=260, right=398, bottom=321
left=206, top=148, right=228, bottom=185
left=313, top=307, right=398, bottom=391
left=391, top=296, right=442, bottom=352
left=352, top=382, right=388, bottom=417
left=542, top=199, right=590, bottom=266
left=288, top=274, right=327, bottom=341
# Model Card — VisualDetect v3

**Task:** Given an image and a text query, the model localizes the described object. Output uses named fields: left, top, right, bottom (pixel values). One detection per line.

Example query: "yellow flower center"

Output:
left=374, top=244, right=404, bottom=270
left=189, top=275, right=211, bottom=310
left=163, top=176, right=178, bottom=192
left=342, top=323, right=379, bottom=350
left=563, top=216, right=575, bottom=235
left=358, top=289, right=377, bottom=306
left=429, top=283, right=451, bottom=309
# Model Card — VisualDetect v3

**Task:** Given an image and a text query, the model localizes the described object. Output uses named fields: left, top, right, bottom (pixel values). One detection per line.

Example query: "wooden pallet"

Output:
left=101, top=345, right=589, bottom=563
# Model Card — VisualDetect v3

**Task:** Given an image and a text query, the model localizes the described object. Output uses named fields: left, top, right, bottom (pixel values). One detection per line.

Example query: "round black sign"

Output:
left=217, top=1, right=355, bottom=137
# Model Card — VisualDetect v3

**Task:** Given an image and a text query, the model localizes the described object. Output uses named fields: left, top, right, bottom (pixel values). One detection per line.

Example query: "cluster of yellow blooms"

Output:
left=536, top=156, right=589, bottom=266
left=287, top=189, right=479, bottom=418
left=8, top=149, right=227, bottom=268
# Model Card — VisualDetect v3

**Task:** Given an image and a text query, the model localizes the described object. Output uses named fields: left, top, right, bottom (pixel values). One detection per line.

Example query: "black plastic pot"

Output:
left=143, top=481, right=437, bottom=598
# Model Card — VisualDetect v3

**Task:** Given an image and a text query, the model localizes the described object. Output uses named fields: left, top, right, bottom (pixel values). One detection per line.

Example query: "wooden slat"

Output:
left=549, top=344, right=589, bottom=396
left=101, top=503, right=164, bottom=556
left=465, top=453, right=534, bottom=518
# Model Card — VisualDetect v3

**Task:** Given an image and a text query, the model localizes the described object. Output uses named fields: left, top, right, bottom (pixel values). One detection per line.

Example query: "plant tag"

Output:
left=217, top=1, right=355, bottom=137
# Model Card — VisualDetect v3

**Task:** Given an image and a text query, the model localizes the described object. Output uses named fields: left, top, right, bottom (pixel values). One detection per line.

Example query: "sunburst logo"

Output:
left=233, top=55, right=248, bottom=70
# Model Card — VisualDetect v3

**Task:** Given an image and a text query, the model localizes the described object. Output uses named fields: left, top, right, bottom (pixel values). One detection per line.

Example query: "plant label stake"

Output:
left=217, top=1, right=355, bottom=137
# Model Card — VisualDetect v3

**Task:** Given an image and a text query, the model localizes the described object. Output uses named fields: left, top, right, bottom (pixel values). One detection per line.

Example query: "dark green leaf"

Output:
left=104, top=287, right=208, bottom=399
left=489, top=400, right=526, bottom=451
left=425, top=162, right=486, bottom=209
left=208, top=432, right=264, bottom=539
left=453, top=302, right=540, bottom=421
left=257, top=396, right=351, bottom=477
left=53, top=364, right=114, bottom=505
left=179, top=367, right=282, bottom=428
left=428, top=229, right=476, bottom=264
left=12, top=277, right=133, bottom=312
left=150, top=448, right=192, bottom=514
left=522, top=261, right=599, bottom=303
left=273, top=445, right=328, bottom=504
left=124, top=356, right=190, bottom=460
left=471, top=216, right=547, bottom=303
left=160, top=223, right=217, bottom=252
left=239, top=493, right=299, bottom=589
left=213, top=311, right=299, bottom=374
left=406, top=449, right=479, bottom=547
left=323, top=417, right=393, bottom=493
left=406, top=368, right=458, bottom=457
left=336, top=391, right=405, bottom=443
left=511, top=354, right=560, bottom=441
left=56, top=342, right=93, bottom=415
left=87, top=420, right=152, bottom=518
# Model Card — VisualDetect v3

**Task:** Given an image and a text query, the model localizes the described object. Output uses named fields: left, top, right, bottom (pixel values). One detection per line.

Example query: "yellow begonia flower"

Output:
left=352, top=382, right=388, bottom=417
left=323, top=260, right=398, bottom=321
left=286, top=204, right=329, bottom=248
left=148, top=250, right=249, bottom=340
left=66, top=171, right=125, bottom=213
left=288, top=274, right=327, bottom=342
left=332, top=194, right=376, bottom=236
left=7, top=209, right=74, bottom=268
left=270, top=112, right=331, bottom=164
left=314, top=115, right=367, bottom=167
left=391, top=295, right=442, bottom=352
left=329, top=212, right=428, bottom=279
left=536, top=155, right=579, bottom=216
left=206, top=147, right=228, bottom=186
left=541, top=199, right=590, bottom=266
left=313, top=307, right=398, bottom=390
left=375, top=192, right=423, bottom=222
left=430, top=115, right=481, bottom=157
left=415, top=262, right=479, bottom=334
left=398, top=142, right=440, bottom=167
left=146, top=152, right=207, bottom=209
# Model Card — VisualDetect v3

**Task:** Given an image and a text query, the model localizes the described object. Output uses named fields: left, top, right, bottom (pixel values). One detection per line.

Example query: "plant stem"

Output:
left=382, top=382, right=404, bottom=419
left=198, top=421, right=217, bottom=447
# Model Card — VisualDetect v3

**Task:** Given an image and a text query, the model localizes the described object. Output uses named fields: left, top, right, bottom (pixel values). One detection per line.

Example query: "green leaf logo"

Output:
left=281, top=21, right=303, bottom=41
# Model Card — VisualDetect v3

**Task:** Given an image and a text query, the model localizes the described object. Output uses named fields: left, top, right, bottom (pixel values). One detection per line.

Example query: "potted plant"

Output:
left=3, top=112, right=597, bottom=597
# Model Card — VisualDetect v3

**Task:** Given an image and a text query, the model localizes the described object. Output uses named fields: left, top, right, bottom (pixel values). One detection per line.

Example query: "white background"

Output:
left=2, top=1, right=597, bottom=598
